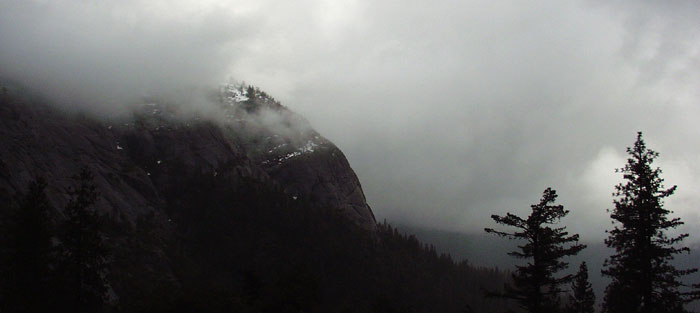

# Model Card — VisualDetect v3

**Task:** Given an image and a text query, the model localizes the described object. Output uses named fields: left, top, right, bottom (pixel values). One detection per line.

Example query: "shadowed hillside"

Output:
left=0, top=86, right=515, bottom=312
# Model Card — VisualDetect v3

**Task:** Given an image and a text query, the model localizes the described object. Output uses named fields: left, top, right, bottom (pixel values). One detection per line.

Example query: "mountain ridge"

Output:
left=0, top=83, right=376, bottom=230
left=0, top=84, right=517, bottom=312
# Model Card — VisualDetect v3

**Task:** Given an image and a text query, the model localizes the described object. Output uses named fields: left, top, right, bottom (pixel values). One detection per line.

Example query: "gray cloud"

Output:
left=2, top=0, right=700, bottom=240
left=0, top=0, right=257, bottom=115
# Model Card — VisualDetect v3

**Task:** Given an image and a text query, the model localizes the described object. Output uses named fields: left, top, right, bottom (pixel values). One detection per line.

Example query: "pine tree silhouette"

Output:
left=56, top=168, right=109, bottom=313
left=567, top=262, right=595, bottom=313
left=602, top=132, right=700, bottom=313
left=0, top=177, right=55, bottom=313
left=485, top=187, right=585, bottom=313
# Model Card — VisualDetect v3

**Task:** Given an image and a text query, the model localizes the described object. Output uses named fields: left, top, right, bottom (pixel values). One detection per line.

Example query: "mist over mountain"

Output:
left=3, top=0, right=700, bottom=312
left=0, top=81, right=376, bottom=229
left=0, top=84, right=519, bottom=312
left=3, top=0, right=700, bottom=239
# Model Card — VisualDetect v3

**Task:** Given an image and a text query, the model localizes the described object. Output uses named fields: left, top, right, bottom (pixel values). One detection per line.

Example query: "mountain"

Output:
left=0, top=83, right=376, bottom=230
left=0, top=84, right=515, bottom=313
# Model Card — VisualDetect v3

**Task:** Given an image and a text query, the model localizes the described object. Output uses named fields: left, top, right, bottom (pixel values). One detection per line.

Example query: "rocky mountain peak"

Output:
left=0, top=83, right=376, bottom=230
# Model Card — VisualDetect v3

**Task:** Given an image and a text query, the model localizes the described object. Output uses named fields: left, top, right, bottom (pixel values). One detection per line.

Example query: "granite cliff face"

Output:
left=0, top=85, right=519, bottom=313
left=0, top=84, right=376, bottom=230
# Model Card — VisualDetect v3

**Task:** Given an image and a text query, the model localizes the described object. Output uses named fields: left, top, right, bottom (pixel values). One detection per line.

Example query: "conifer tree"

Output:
left=485, top=187, right=585, bottom=313
left=56, top=168, right=109, bottom=313
left=567, top=262, right=595, bottom=313
left=602, top=132, right=700, bottom=313
left=0, top=177, right=55, bottom=313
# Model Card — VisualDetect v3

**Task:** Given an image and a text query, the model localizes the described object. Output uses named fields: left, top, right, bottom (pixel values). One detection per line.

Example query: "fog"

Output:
left=2, top=0, right=700, bottom=240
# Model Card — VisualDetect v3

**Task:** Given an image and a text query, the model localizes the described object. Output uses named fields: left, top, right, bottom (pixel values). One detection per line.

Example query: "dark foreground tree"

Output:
left=602, top=132, right=700, bottom=313
left=56, top=168, right=109, bottom=313
left=0, top=177, right=55, bottom=313
left=485, top=188, right=585, bottom=313
left=567, top=262, right=595, bottom=313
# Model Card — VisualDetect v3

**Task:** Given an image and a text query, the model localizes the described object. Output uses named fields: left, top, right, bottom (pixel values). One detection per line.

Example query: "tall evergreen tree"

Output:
left=567, top=262, right=595, bottom=313
left=602, top=132, right=700, bottom=313
left=0, top=177, right=55, bottom=313
left=56, top=168, right=109, bottom=313
left=485, top=187, right=585, bottom=313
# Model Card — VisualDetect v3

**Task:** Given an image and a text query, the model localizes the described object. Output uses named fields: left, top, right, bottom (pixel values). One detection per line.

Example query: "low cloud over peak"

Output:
left=0, top=0, right=257, bottom=115
left=2, top=0, right=700, bottom=240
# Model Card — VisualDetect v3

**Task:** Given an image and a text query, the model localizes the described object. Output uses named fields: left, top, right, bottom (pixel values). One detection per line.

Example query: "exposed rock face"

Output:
left=0, top=85, right=376, bottom=230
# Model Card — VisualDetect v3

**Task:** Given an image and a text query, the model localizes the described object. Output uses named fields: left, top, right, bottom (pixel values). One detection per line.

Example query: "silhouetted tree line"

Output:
left=115, top=161, right=516, bottom=313
left=0, top=168, right=108, bottom=313
left=0, top=163, right=515, bottom=312
left=486, top=132, right=700, bottom=313
left=4, top=132, right=699, bottom=313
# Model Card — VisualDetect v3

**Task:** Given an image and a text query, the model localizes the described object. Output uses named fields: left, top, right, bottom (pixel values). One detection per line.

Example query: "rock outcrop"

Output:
left=0, top=84, right=376, bottom=230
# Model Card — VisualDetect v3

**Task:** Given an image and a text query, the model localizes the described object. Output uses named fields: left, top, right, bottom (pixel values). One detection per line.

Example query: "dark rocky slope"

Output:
left=0, top=84, right=376, bottom=230
left=0, top=85, right=515, bottom=312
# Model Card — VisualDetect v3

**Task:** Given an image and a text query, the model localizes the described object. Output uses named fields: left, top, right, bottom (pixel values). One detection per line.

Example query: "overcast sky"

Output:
left=2, top=0, right=700, bottom=240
